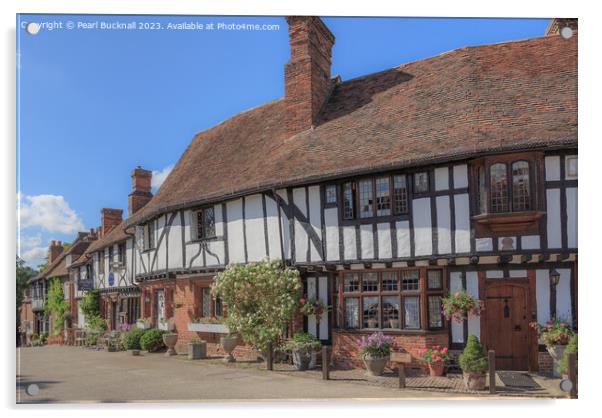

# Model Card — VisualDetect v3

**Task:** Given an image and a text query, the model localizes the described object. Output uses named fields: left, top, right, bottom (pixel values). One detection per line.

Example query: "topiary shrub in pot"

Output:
left=459, top=335, right=489, bottom=390
left=140, top=328, right=167, bottom=352
left=282, top=332, right=321, bottom=371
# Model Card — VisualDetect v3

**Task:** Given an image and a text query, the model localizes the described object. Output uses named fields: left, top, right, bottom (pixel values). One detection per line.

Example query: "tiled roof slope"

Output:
left=130, top=33, right=577, bottom=225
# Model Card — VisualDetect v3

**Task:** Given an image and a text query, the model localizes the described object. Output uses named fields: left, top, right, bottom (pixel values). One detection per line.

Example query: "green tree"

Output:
left=211, top=259, right=302, bottom=351
left=16, top=256, right=36, bottom=308
left=44, top=277, right=69, bottom=336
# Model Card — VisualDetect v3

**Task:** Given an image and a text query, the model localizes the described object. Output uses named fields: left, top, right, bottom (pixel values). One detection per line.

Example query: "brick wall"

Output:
left=332, top=330, right=449, bottom=374
left=538, top=351, right=554, bottom=376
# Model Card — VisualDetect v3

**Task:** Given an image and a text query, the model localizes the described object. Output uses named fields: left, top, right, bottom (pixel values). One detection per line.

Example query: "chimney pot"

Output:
left=128, top=166, right=153, bottom=216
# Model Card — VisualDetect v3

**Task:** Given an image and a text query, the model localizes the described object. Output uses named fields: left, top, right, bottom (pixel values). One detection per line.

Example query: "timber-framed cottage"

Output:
left=21, top=17, right=577, bottom=374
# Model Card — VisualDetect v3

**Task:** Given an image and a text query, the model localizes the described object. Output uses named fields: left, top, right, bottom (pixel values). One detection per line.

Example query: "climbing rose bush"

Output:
left=211, top=259, right=301, bottom=352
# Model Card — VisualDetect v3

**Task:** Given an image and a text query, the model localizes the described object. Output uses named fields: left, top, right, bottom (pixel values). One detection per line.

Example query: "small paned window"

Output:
left=392, top=175, right=408, bottom=214
left=382, top=296, right=400, bottom=329
left=512, top=161, right=531, bottom=211
left=344, top=297, right=360, bottom=329
left=214, top=296, right=223, bottom=318
left=343, top=273, right=360, bottom=292
left=194, top=207, right=216, bottom=240
left=362, top=296, right=379, bottom=328
left=381, top=272, right=398, bottom=291
left=427, top=270, right=443, bottom=290
left=358, top=179, right=374, bottom=218
left=414, top=172, right=429, bottom=193
left=428, top=296, right=443, bottom=328
left=478, top=166, right=487, bottom=214
left=325, top=185, right=337, bottom=205
left=490, top=163, right=509, bottom=213
left=362, top=272, right=378, bottom=292
left=375, top=177, right=391, bottom=216
left=404, top=296, right=420, bottom=329
left=401, top=270, right=420, bottom=291
left=343, top=182, right=355, bottom=220
left=201, top=288, right=211, bottom=318
left=118, top=243, right=126, bottom=266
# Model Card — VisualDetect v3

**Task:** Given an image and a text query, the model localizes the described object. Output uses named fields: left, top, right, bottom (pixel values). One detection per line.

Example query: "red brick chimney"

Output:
left=284, top=16, right=336, bottom=136
left=100, top=208, right=123, bottom=236
left=128, top=166, right=153, bottom=217
left=48, top=240, right=64, bottom=264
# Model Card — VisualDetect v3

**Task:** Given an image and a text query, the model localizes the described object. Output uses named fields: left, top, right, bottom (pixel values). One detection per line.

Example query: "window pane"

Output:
left=478, top=166, right=487, bottom=214
left=490, top=163, right=509, bottom=213
left=148, top=223, right=155, bottom=248
left=392, top=175, right=408, bottom=214
left=343, top=182, right=355, bottom=219
left=362, top=272, right=378, bottom=292
left=512, top=161, right=531, bottom=211
left=325, top=185, right=337, bottom=204
left=344, top=297, right=359, bottom=329
left=375, top=177, right=391, bottom=216
left=196, top=210, right=204, bottom=239
left=204, top=207, right=216, bottom=237
left=404, top=296, right=420, bottom=329
left=427, top=270, right=442, bottom=289
left=333, top=276, right=340, bottom=328
left=343, top=273, right=360, bottom=292
left=214, top=296, right=223, bottom=318
left=382, top=296, right=400, bottom=329
left=414, top=172, right=429, bottom=193
left=358, top=179, right=374, bottom=218
left=381, top=272, right=398, bottom=291
left=428, top=296, right=443, bottom=328
left=401, top=270, right=419, bottom=291
left=362, top=296, right=379, bottom=328
left=202, top=288, right=211, bottom=317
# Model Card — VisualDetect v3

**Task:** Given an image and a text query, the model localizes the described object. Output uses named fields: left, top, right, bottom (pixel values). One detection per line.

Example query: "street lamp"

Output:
left=550, top=269, right=561, bottom=287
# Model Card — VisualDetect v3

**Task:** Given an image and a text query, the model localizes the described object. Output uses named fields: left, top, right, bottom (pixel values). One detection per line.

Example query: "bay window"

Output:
left=336, top=268, right=445, bottom=332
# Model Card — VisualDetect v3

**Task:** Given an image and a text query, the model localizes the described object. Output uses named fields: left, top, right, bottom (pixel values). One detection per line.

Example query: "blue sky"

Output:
left=16, top=14, right=549, bottom=267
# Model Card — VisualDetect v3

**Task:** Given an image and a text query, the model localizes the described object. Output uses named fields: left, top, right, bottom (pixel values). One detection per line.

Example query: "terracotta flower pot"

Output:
left=547, top=344, right=567, bottom=377
left=220, top=335, right=238, bottom=363
left=363, top=354, right=389, bottom=376
left=162, top=333, right=178, bottom=356
left=463, top=371, right=487, bottom=390
left=428, top=363, right=445, bottom=376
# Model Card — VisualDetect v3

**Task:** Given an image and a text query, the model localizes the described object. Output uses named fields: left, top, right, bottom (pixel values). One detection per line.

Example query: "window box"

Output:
left=473, top=211, right=544, bottom=237
left=187, top=322, right=229, bottom=334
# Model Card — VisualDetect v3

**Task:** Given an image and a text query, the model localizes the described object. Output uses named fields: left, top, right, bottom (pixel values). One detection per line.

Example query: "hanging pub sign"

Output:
left=108, top=272, right=115, bottom=287
left=77, top=275, right=94, bottom=291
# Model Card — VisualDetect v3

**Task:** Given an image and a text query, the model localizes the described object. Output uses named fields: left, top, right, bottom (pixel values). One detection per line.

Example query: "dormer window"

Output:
left=192, top=207, right=216, bottom=240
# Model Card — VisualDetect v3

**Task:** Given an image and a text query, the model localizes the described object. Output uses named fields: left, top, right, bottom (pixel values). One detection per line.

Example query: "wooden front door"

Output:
left=485, top=281, right=531, bottom=370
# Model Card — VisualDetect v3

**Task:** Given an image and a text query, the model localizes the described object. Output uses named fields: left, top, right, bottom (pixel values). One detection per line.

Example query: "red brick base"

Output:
left=538, top=351, right=554, bottom=376
left=332, top=330, right=448, bottom=374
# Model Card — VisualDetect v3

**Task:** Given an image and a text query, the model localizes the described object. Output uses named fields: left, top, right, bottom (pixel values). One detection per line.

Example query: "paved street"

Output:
left=16, top=346, right=551, bottom=403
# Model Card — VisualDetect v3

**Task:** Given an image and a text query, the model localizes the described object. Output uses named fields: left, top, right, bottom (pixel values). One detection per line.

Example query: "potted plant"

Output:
left=121, top=328, right=146, bottom=355
left=188, top=335, right=207, bottom=360
left=458, top=335, right=489, bottom=390
left=558, top=334, right=578, bottom=378
left=359, top=332, right=395, bottom=376
left=530, top=319, right=574, bottom=377
left=140, top=328, right=167, bottom=352
left=299, top=297, right=328, bottom=321
left=220, top=333, right=238, bottom=363
left=419, top=345, right=450, bottom=376
left=442, top=291, right=483, bottom=323
left=282, top=332, right=322, bottom=371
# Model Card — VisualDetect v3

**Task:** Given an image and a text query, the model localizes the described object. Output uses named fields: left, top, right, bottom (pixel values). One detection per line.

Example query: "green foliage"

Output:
left=459, top=336, right=489, bottom=373
left=530, top=318, right=574, bottom=346
left=121, top=328, right=147, bottom=350
left=281, top=332, right=321, bottom=354
left=16, top=257, right=36, bottom=309
left=86, top=331, right=100, bottom=346
left=44, top=277, right=69, bottom=336
left=80, top=290, right=101, bottom=318
left=558, top=334, right=578, bottom=375
left=211, top=259, right=302, bottom=352
left=86, top=314, right=107, bottom=332
left=140, top=328, right=167, bottom=352
left=442, top=290, right=483, bottom=323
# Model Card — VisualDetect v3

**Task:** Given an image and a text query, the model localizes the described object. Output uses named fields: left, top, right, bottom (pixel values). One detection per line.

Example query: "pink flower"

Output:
left=442, top=347, right=448, bottom=353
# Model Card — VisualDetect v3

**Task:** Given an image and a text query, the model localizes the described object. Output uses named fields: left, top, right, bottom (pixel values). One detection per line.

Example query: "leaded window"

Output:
left=358, top=179, right=373, bottom=218
left=392, top=175, right=408, bottom=214
left=512, top=161, right=531, bottom=211
left=404, top=296, right=420, bottom=329
left=194, top=207, right=216, bottom=240
left=325, top=185, right=337, bottom=205
left=401, top=270, right=419, bottom=291
left=414, top=172, right=429, bottom=193
left=375, top=177, right=391, bottom=216
left=490, top=163, right=509, bottom=213
left=343, top=182, right=355, bottom=220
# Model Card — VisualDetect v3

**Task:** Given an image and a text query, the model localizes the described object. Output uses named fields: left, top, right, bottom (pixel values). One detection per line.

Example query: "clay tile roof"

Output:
left=129, top=33, right=577, bottom=225
left=80, top=220, right=130, bottom=257
left=29, top=235, right=96, bottom=282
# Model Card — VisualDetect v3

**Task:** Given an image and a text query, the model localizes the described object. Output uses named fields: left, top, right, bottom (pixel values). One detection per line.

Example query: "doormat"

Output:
left=497, top=371, right=541, bottom=388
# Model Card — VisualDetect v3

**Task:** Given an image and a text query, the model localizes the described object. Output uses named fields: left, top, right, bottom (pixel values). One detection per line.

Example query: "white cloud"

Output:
left=17, top=233, right=46, bottom=268
left=18, top=193, right=85, bottom=234
left=151, top=164, right=174, bottom=191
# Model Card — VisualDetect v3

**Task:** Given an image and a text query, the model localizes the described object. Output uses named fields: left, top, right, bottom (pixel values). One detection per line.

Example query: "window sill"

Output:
left=188, top=236, right=219, bottom=244
left=333, top=328, right=447, bottom=336
left=473, top=211, right=544, bottom=237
